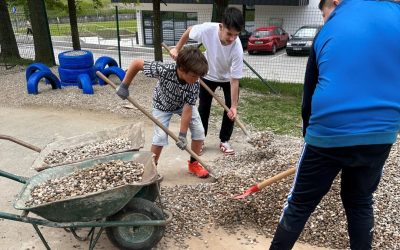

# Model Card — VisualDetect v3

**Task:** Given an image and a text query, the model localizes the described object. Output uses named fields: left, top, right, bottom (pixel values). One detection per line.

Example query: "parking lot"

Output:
left=243, top=49, right=309, bottom=83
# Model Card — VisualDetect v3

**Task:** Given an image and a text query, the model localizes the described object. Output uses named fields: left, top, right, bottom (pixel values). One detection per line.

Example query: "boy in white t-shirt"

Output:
left=170, top=7, right=244, bottom=156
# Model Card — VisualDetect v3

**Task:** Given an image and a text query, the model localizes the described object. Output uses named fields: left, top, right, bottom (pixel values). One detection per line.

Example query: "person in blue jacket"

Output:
left=270, top=0, right=400, bottom=249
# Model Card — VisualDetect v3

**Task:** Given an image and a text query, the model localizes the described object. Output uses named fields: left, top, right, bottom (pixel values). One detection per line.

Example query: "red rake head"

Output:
left=233, top=185, right=260, bottom=200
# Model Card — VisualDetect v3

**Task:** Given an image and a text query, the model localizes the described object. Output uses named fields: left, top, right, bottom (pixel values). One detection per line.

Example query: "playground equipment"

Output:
left=94, top=56, right=125, bottom=86
left=26, top=63, right=61, bottom=95
left=26, top=52, right=125, bottom=95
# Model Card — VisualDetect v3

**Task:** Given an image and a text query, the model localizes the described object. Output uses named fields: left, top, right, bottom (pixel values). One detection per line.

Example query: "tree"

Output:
left=211, top=0, right=229, bottom=22
left=67, top=0, right=81, bottom=50
left=153, top=0, right=162, bottom=61
left=0, top=0, right=21, bottom=60
left=28, top=0, right=55, bottom=65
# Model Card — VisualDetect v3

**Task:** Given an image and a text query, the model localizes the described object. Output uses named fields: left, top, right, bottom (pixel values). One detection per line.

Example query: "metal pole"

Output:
left=115, top=6, right=122, bottom=67
left=243, top=59, right=278, bottom=94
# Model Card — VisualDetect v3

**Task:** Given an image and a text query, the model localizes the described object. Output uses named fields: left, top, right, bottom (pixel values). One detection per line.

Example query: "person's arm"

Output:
left=116, top=59, right=144, bottom=99
left=179, top=104, right=192, bottom=134
left=123, top=59, right=145, bottom=86
left=176, top=104, right=192, bottom=150
left=302, top=45, right=318, bottom=137
left=228, top=78, right=240, bottom=120
left=169, top=26, right=192, bottom=60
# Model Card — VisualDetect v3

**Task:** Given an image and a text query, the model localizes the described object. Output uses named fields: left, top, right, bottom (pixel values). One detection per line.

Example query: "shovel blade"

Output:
left=233, top=185, right=260, bottom=200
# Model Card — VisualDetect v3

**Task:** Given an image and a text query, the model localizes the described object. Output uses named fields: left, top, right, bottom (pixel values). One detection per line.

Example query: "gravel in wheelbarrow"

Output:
left=14, top=151, right=159, bottom=222
left=32, top=123, right=145, bottom=171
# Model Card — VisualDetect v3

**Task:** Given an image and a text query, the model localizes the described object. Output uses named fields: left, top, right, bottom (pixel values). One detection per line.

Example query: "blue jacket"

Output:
left=304, top=0, right=400, bottom=148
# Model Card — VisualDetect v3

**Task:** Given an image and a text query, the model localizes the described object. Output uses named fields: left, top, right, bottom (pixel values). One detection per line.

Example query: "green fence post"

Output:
left=115, top=6, right=122, bottom=67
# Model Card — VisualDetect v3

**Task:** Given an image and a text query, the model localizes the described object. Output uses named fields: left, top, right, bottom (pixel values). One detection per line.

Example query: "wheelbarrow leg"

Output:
left=32, top=224, right=51, bottom=250
left=88, top=227, right=105, bottom=250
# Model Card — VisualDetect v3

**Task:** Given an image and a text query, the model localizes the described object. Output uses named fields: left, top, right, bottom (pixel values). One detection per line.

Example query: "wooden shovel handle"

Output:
left=161, top=42, right=251, bottom=138
left=96, top=71, right=210, bottom=173
left=198, top=79, right=251, bottom=138
left=257, top=167, right=296, bottom=190
left=0, top=135, right=41, bottom=152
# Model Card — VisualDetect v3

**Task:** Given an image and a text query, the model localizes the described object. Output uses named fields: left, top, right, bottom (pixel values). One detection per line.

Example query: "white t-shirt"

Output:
left=189, top=22, right=243, bottom=82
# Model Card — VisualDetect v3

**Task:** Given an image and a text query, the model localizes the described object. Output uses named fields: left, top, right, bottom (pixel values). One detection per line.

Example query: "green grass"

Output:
left=238, top=78, right=303, bottom=137
left=49, top=20, right=137, bottom=36
left=46, top=0, right=130, bottom=17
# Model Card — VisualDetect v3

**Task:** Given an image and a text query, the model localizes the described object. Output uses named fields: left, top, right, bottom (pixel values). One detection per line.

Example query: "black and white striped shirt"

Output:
left=143, top=61, right=199, bottom=112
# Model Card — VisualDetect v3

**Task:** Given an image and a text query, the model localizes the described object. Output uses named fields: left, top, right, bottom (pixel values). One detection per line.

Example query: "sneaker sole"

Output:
left=220, top=147, right=235, bottom=156
left=188, top=171, right=209, bottom=178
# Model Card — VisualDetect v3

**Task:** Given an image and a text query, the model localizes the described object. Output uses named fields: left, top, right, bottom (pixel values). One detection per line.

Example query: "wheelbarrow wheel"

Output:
left=106, top=198, right=165, bottom=250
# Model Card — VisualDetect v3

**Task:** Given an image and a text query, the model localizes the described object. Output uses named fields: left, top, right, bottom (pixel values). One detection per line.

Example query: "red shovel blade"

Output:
left=233, top=185, right=260, bottom=200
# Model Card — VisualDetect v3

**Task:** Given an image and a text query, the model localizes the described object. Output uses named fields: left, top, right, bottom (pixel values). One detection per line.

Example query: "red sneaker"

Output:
left=188, top=161, right=209, bottom=178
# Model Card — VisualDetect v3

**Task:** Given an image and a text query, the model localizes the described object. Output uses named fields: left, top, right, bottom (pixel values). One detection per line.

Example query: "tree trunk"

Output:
left=0, top=1, right=21, bottom=59
left=211, top=0, right=229, bottom=22
left=28, top=0, right=55, bottom=65
left=67, top=0, right=81, bottom=50
left=153, top=0, right=162, bottom=61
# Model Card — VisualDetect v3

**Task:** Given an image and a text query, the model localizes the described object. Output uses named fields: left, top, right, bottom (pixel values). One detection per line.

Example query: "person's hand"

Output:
left=228, top=107, right=237, bottom=120
left=116, top=82, right=130, bottom=100
left=169, top=48, right=179, bottom=61
left=176, top=132, right=187, bottom=150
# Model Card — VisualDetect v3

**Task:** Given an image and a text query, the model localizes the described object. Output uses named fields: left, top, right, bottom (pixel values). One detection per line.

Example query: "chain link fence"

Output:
left=5, top=2, right=324, bottom=84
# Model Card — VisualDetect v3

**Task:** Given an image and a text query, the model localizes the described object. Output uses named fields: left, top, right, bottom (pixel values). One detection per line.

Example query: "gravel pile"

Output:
left=43, top=137, right=131, bottom=166
left=26, top=160, right=144, bottom=207
left=158, top=134, right=399, bottom=249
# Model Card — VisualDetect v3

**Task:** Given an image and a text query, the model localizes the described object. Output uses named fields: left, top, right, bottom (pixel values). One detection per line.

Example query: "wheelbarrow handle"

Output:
left=0, top=134, right=41, bottom=152
left=0, top=169, right=28, bottom=183
left=96, top=71, right=211, bottom=174
left=161, top=42, right=251, bottom=138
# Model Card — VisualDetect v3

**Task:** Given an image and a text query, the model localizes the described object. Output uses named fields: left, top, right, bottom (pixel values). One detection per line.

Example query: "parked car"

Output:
left=247, top=26, right=289, bottom=55
left=239, top=29, right=251, bottom=50
left=286, top=25, right=322, bottom=56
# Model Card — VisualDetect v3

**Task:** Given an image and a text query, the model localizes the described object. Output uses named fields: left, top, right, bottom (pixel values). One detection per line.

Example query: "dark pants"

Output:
left=198, top=78, right=234, bottom=142
left=270, top=143, right=392, bottom=250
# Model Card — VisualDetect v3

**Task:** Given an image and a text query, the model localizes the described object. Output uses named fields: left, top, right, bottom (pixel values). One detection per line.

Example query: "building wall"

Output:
left=254, top=0, right=322, bottom=34
left=134, top=3, right=238, bottom=45
left=133, top=0, right=321, bottom=45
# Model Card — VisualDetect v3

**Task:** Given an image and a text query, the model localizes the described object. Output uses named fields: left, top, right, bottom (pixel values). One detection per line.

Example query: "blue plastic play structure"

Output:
left=26, top=63, right=61, bottom=95
left=26, top=51, right=126, bottom=95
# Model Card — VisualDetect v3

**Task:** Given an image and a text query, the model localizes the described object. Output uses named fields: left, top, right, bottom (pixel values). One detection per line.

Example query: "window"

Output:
left=142, top=11, right=197, bottom=46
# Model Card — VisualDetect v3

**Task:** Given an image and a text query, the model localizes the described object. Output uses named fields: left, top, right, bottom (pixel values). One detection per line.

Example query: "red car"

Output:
left=247, top=26, right=289, bottom=55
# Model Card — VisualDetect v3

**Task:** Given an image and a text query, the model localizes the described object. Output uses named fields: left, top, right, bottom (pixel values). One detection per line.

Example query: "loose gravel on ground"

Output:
left=1, top=67, right=399, bottom=249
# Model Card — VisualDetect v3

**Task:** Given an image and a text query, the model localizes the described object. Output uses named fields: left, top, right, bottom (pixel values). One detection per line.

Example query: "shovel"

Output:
left=161, top=42, right=252, bottom=139
left=233, top=167, right=296, bottom=199
left=0, top=135, right=41, bottom=152
left=96, top=71, right=213, bottom=176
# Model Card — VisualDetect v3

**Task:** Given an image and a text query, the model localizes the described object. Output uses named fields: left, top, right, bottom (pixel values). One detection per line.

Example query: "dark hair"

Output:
left=176, top=46, right=208, bottom=77
left=221, top=7, right=244, bottom=32
left=319, top=0, right=331, bottom=10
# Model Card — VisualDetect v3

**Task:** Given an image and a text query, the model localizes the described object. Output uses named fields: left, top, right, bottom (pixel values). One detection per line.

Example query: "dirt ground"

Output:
left=0, top=106, right=329, bottom=250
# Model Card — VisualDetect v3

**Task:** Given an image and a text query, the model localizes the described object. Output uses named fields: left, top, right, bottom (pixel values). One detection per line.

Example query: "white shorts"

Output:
left=152, top=107, right=205, bottom=146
